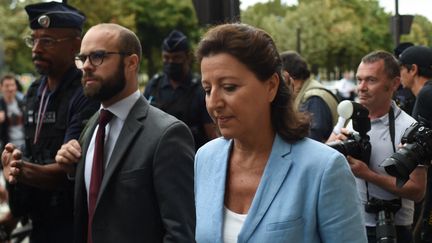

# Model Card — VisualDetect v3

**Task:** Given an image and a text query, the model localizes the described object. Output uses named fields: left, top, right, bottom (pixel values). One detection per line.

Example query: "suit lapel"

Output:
left=96, top=97, right=148, bottom=204
left=74, top=113, right=98, bottom=238
left=75, top=113, right=98, bottom=205
left=238, top=135, right=293, bottom=242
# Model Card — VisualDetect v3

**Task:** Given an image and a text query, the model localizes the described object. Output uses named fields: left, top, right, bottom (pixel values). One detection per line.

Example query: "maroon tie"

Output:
left=88, top=109, right=113, bottom=243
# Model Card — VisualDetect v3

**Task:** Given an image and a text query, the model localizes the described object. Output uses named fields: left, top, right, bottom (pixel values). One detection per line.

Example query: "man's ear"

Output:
left=126, top=54, right=139, bottom=72
left=410, top=64, right=419, bottom=75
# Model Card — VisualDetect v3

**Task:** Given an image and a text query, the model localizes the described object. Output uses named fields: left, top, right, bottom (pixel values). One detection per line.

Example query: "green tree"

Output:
left=0, top=0, right=38, bottom=75
left=242, top=0, right=396, bottom=79
left=131, top=0, right=200, bottom=77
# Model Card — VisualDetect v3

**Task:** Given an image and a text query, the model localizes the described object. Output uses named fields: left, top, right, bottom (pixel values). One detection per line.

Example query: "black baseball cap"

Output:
left=399, top=46, right=432, bottom=71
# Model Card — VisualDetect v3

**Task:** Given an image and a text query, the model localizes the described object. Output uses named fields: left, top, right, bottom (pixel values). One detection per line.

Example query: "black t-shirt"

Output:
left=412, top=81, right=432, bottom=124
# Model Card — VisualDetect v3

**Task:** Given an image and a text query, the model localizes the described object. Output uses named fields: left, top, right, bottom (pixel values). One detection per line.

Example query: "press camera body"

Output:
left=381, top=118, right=432, bottom=187
left=328, top=101, right=372, bottom=164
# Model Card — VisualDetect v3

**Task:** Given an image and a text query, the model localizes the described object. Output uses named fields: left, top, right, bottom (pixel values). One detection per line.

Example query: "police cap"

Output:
left=25, top=1, right=85, bottom=31
left=162, top=30, right=189, bottom=52
left=393, top=42, right=413, bottom=59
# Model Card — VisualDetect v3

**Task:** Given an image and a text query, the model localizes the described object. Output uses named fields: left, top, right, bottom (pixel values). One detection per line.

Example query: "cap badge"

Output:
left=38, top=15, right=50, bottom=28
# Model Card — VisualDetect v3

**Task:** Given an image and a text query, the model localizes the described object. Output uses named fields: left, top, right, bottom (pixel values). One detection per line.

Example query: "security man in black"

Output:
left=1, top=2, right=99, bottom=243
left=144, top=30, right=217, bottom=150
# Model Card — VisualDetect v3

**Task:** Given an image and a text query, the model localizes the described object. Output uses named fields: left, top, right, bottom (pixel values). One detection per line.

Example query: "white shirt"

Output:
left=223, top=207, right=247, bottom=243
left=348, top=101, right=417, bottom=226
left=84, top=90, right=141, bottom=202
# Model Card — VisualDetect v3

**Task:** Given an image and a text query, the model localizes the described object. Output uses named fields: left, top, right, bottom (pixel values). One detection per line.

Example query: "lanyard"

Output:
left=33, top=85, right=52, bottom=144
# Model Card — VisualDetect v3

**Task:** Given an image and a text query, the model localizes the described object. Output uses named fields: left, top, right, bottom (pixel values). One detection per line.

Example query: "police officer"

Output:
left=1, top=2, right=99, bottom=242
left=144, top=30, right=217, bottom=150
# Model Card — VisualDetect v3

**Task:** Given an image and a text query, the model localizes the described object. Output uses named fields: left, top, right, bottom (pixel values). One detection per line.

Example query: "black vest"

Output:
left=24, top=73, right=81, bottom=164
left=7, top=70, right=81, bottom=220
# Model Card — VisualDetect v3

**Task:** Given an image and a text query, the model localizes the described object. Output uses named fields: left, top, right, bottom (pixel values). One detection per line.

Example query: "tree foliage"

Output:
left=242, top=0, right=432, bottom=79
left=0, top=0, right=39, bottom=75
left=1, top=0, right=200, bottom=82
left=0, top=0, right=431, bottom=81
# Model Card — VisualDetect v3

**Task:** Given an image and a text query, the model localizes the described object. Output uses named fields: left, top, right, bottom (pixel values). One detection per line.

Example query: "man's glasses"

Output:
left=75, top=51, right=131, bottom=69
left=24, top=36, right=78, bottom=49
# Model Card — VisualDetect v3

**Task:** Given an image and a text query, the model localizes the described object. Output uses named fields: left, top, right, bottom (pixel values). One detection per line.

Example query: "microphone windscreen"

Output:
left=337, top=100, right=353, bottom=119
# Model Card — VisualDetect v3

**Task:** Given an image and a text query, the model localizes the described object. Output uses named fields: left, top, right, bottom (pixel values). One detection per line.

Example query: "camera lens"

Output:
left=376, top=210, right=397, bottom=243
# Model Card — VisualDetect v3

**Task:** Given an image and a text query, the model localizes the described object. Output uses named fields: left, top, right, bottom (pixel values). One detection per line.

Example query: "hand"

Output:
left=326, top=128, right=350, bottom=143
left=55, top=139, right=82, bottom=174
left=0, top=211, right=19, bottom=238
left=347, top=155, right=371, bottom=179
left=1, top=143, right=22, bottom=184
left=0, top=111, right=5, bottom=123
left=0, top=186, right=7, bottom=203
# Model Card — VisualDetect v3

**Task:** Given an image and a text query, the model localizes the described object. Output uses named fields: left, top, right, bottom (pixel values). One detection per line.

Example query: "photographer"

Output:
left=398, top=45, right=432, bottom=242
left=329, top=51, right=426, bottom=242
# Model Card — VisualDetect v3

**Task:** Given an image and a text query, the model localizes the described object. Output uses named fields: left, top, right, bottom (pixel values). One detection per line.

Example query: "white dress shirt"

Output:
left=84, top=90, right=141, bottom=202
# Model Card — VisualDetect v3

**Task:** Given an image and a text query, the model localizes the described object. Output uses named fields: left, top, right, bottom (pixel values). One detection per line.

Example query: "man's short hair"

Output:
left=361, top=50, right=400, bottom=80
left=0, top=74, right=16, bottom=86
left=280, top=51, right=311, bottom=81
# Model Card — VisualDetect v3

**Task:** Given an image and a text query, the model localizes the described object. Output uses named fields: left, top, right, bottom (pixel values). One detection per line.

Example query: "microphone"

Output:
left=332, top=100, right=354, bottom=134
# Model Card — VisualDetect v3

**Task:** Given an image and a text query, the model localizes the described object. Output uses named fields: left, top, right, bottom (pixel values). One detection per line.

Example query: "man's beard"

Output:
left=83, top=62, right=126, bottom=101
left=33, top=54, right=52, bottom=75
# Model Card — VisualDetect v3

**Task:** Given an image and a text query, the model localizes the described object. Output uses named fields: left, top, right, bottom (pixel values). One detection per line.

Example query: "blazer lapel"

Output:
left=96, top=97, right=148, bottom=205
left=209, top=140, right=231, bottom=241
left=238, top=135, right=293, bottom=242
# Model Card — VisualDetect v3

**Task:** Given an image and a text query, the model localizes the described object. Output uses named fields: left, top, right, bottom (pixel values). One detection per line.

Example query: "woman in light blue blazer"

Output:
left=194, top=23, right=367, bottom=243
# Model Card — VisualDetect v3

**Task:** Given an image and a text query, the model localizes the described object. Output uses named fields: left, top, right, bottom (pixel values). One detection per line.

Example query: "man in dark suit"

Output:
left=55, top=23, right=195, bottom=243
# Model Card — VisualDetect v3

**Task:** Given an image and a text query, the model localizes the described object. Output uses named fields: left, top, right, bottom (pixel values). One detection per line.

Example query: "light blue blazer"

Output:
left=195, top=135, right=367, bottom=243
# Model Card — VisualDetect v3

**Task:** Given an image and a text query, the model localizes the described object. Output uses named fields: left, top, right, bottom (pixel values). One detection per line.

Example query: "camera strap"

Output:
left=389, top=106, right=396, bottom=153
left=365, top=106, right=397, bottom=201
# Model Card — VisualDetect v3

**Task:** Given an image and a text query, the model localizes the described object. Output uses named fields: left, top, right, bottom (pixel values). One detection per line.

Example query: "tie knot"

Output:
left=99, top=109, right=113, bottom=127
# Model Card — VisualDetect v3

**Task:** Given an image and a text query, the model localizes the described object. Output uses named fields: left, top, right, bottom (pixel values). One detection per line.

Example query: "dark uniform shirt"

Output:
left=7, top=67, right=99, bottom=243
left=144, top=73, right=213, bottom=150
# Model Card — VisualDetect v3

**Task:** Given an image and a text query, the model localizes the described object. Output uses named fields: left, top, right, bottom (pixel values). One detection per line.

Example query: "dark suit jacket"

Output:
left=73, top=96, right=196, bottom=243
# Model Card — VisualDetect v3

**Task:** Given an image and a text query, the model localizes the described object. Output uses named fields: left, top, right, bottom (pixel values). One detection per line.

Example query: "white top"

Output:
left=336, top=78, right=356, bottom=98
left=223, top=206, right=247, bottom=243
left=84, top=90, right=141, bottom=202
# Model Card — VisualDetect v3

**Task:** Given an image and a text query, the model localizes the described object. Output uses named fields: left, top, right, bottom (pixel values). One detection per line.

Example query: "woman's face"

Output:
left=200, top=53, right=278, bottom=140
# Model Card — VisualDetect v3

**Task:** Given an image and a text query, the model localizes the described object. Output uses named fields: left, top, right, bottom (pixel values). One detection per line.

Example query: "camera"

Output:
left=328, top=101, right=372, bottom=164
left=365, top=197, right=402, bottom=243
left=381, top=118, right=432, bottom=187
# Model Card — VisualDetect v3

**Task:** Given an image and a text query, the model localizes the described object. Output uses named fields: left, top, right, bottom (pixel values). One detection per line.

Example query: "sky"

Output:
left=240, top=0, right=432, bottom=21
